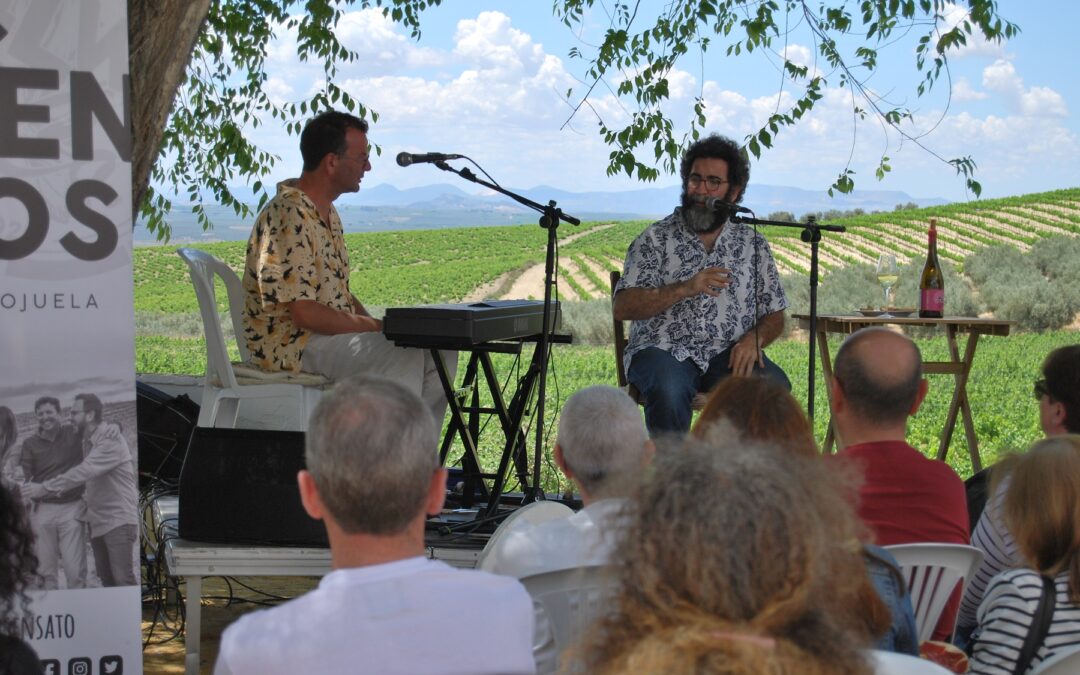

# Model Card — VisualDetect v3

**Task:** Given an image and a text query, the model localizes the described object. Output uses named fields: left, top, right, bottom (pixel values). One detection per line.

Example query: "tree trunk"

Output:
left=127, top=0, right=210, bottom=221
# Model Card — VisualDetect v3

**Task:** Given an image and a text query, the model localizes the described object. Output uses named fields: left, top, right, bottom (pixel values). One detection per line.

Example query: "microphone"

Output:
left=396, top=151, right=463, bottom=167
left=705, top=197, right=752, bottom=215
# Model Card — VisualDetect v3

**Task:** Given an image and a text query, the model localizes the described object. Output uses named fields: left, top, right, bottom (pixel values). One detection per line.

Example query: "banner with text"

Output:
left=1, top=0, right=141, bottom=672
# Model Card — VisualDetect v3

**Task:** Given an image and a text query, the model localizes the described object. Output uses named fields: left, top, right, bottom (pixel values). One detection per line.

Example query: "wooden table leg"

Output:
left=959, top=334, right=981, bottom=472
left=938, top=327, right=981, bottom=471
left=817, top=330, right=837, bottom=453
left=184, top=574, right=203, bottom=675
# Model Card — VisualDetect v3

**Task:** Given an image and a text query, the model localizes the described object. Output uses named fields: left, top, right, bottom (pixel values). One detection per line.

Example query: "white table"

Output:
left=151, top=496, right=481, bottom=675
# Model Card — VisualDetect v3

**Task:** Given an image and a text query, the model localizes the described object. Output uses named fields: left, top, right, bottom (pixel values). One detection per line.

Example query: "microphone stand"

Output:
left=728, top=213, right=845, bottom=424
left=430, top=160, right=579, bottom=508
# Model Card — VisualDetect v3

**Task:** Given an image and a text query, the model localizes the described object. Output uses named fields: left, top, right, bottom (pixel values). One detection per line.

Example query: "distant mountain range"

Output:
left=137, top=182, right=948, bottom=243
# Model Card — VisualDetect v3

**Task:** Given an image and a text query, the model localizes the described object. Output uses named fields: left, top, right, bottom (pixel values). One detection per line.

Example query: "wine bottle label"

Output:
left=920, top=289, right=944, bottom=312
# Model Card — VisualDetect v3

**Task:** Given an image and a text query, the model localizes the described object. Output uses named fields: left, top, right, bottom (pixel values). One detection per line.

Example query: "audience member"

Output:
left=693, top=376, right=918, bottom=655
left=0, top=482, right=43, bottom=675
left=691, top=375, right=817, bottom=456
left=214, top=377, right=534, bottom=675
left=488, top=385, right=652, bottom=578
left=571, top=438, right=885, bottom=674
left=959, top=344, right=1080, bottom=642
left=968, top=435, right=1080, bottom=673
left=831, top=327, right=968, bottom=641
left=486, top=385, right=652, bottom=674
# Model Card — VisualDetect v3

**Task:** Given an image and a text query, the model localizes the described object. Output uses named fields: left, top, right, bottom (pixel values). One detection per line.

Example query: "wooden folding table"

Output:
left=794, top=314, right=1014, bottom=471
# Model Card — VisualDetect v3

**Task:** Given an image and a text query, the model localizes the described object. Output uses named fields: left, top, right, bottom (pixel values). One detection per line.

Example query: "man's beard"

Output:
left=681, top=190, right=721, bottom=233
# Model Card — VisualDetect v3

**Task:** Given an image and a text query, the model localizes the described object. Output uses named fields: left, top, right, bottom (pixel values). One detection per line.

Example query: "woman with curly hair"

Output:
left=691, top=377, right=918, bottom=656
left=1, top=481, right=43, bottom=675
left=570, top=438, right=885, bottom=674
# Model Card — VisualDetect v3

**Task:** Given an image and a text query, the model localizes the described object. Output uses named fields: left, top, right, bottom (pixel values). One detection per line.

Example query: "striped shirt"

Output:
left=960, top=477, right=1021, bottom=631
left=969, top=569, right=1080, bottom=674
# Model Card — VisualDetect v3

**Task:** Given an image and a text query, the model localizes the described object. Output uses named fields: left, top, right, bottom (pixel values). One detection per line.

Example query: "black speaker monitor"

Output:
left=179, top=426, right=327, bottom=547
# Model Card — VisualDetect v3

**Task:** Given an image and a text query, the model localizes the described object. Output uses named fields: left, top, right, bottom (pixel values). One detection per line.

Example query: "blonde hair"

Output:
left=1001, top=434, right=1080, bottom=602
left=569, top=438, right=878, bottom=675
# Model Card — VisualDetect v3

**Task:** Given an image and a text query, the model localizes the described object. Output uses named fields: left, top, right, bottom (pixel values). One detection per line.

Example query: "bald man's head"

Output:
left=833, top=328, right=923, bottom=425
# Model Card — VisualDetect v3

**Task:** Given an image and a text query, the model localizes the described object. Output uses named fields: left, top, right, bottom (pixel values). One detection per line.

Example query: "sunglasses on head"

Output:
left=1034, top=378, right=1052, bottom=400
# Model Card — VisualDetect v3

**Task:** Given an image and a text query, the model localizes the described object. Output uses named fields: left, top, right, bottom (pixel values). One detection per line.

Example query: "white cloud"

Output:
left=666, top=68, right=698, bottom=101
left=1020, top=86, right=1068, bottom=118
left=982, top=59, right=1067, bottom=117
left=780, top=44, right=813, bottom=69
left=951, top=78, right=987, bottom=102
left=453, top=11, right=543, bottom=73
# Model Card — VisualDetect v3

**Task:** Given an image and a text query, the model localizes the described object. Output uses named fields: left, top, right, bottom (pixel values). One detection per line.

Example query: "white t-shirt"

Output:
left=214, top=556, right=536, bottom=675
left=487, top=499, right=626, bottom=579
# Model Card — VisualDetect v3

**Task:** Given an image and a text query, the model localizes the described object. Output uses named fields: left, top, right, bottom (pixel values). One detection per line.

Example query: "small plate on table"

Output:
left=855, top=308, right=916, bottom=318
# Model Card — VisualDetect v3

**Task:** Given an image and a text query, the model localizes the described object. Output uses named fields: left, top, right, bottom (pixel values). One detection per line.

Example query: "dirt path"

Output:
left=461, top=272, right=509, bottom=302
left=561, top=223, right=615, bottom=246
left=504, top=263, right=550, bottom=300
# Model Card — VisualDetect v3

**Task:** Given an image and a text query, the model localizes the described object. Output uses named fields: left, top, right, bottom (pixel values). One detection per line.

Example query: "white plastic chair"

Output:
left=884, top=543, right=984, bottom=642
left=870, top=650, right=954, bottom=674
left=1031, top=647, right=1080, bottom=675
left=476, top=500, right=574, bottom=572
left=521, top=565, right=619, bottom=675
left=177, top=248, right=329, bottom=429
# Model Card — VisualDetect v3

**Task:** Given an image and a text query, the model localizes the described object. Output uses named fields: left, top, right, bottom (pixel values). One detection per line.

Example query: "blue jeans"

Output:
left=627, top=345, right=791, bottom=435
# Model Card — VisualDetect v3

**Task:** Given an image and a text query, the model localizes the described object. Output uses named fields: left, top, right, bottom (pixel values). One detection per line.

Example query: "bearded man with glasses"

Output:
left=613, top=133, right=790, bottom=435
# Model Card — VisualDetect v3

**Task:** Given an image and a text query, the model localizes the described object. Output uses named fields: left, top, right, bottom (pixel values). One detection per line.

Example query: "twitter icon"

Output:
left=100, top=656, right=123, bottom=675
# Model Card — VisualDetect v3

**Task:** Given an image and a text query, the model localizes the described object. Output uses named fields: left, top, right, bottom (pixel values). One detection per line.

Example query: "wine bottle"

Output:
left=919, top=218, right=945, bottom=318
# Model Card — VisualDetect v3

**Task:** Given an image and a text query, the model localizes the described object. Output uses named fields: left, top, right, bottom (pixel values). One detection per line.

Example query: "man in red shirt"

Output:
left=831, top=327, right=969, bottom=641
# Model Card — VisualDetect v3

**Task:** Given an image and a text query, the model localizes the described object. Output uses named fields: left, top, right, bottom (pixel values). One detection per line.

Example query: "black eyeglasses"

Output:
left=1034, top=378, right=1052, bottom=400
left=687, top=174, right=729, bottom=192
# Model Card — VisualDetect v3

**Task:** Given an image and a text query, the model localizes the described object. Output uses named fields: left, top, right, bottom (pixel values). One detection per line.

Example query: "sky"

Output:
left=240, top=1, right=1079, bottom=204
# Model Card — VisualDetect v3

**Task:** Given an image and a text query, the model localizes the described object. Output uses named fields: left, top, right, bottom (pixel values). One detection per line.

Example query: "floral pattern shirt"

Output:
left=617, top=209, right=788, bottom=373
left=242, top=180, right=353, bottom=372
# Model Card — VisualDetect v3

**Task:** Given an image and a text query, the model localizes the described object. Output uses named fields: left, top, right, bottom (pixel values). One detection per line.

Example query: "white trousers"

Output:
left=302, top=332, right=458, bottom=426
left=30, top=499, right=88, bottom=590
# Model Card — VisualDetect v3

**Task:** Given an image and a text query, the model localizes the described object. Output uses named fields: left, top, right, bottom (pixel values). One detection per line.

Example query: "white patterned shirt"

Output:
left=617, top=209, right=788, bottom=374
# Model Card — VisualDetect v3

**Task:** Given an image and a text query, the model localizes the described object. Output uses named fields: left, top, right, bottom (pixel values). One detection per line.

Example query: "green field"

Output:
left=138, top=188, right=1080, bottom=489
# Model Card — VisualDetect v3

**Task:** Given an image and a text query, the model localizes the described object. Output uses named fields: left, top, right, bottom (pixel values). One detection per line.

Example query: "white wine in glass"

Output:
left=876, top=254, right=899, bottom=316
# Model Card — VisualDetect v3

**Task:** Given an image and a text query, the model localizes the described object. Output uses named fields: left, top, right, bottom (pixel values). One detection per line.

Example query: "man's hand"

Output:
left=21, top=482, right=46, bottom=501
left=687, top=267, right=731, bottom=297
left=729, top=332, right=764, bottom=377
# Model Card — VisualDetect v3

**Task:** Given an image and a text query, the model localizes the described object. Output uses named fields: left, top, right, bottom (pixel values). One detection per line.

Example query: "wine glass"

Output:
left=876, top=254, right=899, bottom=317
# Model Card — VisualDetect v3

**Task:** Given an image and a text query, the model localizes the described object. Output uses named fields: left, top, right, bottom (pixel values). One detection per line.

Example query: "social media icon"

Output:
left=100, top=656, right=123, bottom=675
left=68, top=657, right=91, bottom=675
left=40, top=659, right=60, bottom=675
